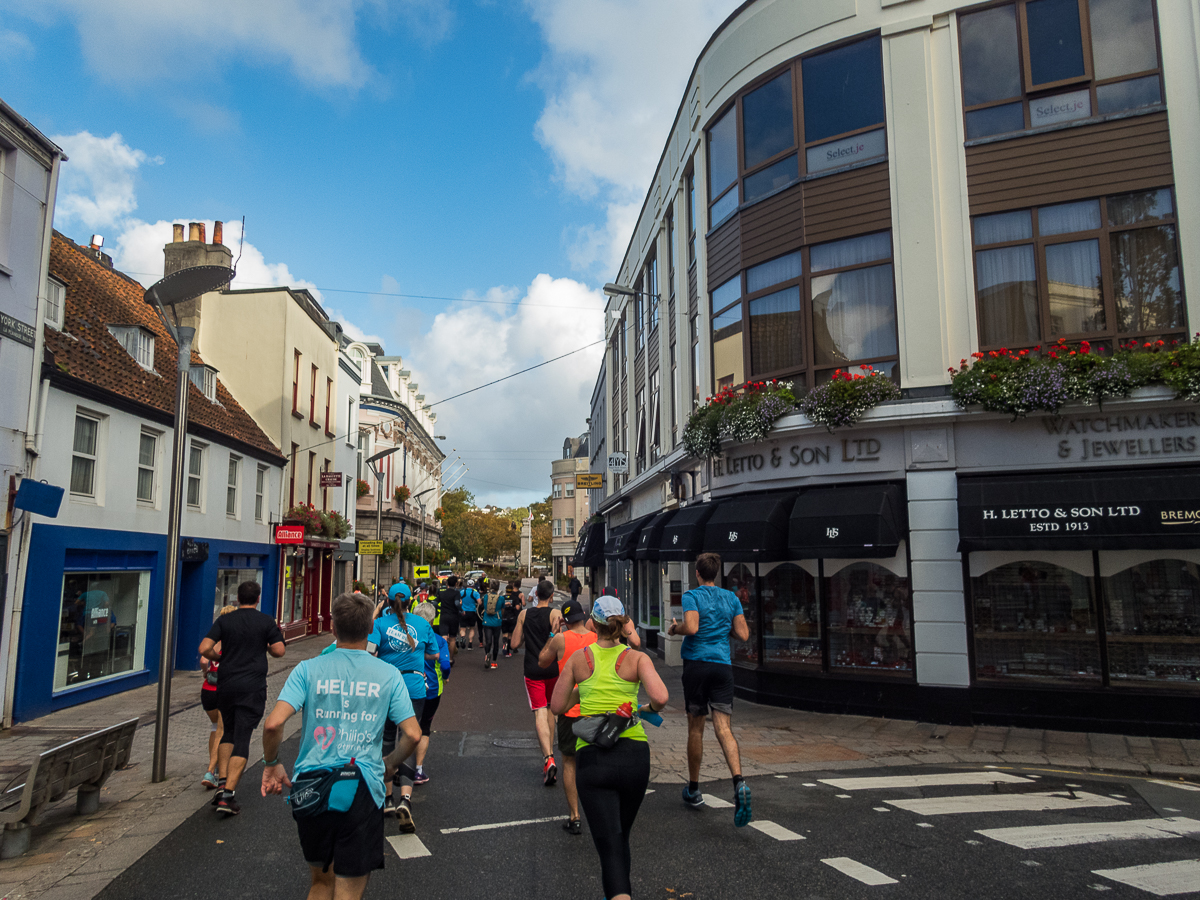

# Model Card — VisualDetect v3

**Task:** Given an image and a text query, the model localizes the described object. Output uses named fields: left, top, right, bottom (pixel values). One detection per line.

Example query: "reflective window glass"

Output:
left=1101, top=554, right=1200, bottom=688
left=1045, top=239, right=1105, bottom=335
left=810, top=232, right=892, bottom=272
left=965, top=102, right=1026, bottom=139
left=1026, top=0, right=1087, bottom=86
left=1107, top=188, right=1172, bottom=227
left=974, top=210, right=1034, bottom=244
left=708, top=107, right=738, bottom=197
left=747, top=251, right=802, bottom=294
left=801, top=36, right=885, bottom=144
left=1089, top=0, right=1158, bottom=80
left=750, top=286, right=803, bottom=374
left=1111, top=225, right=1183, bottom=333
left=742, top=70, right=795, bottom=168
left=723, top=563, right=758, bottom=666
left=1038, top=199, right=1101, bottom=235
left=826, top=562, right=912, bottom=674
left=1096, top=74, right=1161, bottom=114
left=712, top=303, right=745, bottom=389
left=976, top=245, right=1040, bottom=346
left=762, top=563, right=820, bottom=670
left=710, top=186, right=739, bottom=226
left=743, top=153, right=798, bottom=204
left=811, top=264, right=898, bottom=365
left=711, top=276, right=741, bottom=313
left=960, top=5, right=1022, bottom=105
left=57, top=570, right=151, bottom=691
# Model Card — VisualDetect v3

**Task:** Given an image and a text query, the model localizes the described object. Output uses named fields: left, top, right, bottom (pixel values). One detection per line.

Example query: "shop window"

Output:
left=825, top=559, right=913, bottom=675
left=723, top=562, right=758, bottom=666
left=970, top=553, right=1101, bottom=683
left=215, top=567, right=263, bottom=620
left=56, top=571, right=150, bottom=691
left=959, top=0, right=1164, bottom=140
left=972, top=188, right=1184, bottom=349
left=71, top=413, right=100, bottom=498
left=761, top=561, right=821, bottom=670
left=1100, top=551, right=1200, bottom=688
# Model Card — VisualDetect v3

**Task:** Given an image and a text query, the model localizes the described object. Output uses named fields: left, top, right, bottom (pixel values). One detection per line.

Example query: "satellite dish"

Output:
left=144, top=265, right=233, bottom=308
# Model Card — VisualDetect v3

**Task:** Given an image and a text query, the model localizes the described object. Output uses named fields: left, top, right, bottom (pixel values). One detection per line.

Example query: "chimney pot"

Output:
left=213, top=221, right=223, bottom=245
left=198, top=223, right=206, bottom=243
left=172, top=223, right=184, bottom=243
left=90, top=234, right=104, bottom=250
left=188, top=222, right=201, bottom=242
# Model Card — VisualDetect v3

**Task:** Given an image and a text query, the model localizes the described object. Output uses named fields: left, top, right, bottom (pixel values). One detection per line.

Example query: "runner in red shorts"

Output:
left=511, top=580, right=563, bottom=786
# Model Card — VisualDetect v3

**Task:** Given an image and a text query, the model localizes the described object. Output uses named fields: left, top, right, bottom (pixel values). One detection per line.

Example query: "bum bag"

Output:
left=571, top=713, right=635, bottom=750
left=287, top=760, right=360, bottom=819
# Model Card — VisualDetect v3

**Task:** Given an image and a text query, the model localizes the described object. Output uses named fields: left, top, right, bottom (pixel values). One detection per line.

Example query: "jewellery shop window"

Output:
left=825, top=553, right=913, bottom=676
left=56, top=571, right=151, bottom=691
left=723, top=562, right=758, bottom=667
left=761, top=561, right=820, bottom=671
left=970, top=551, right=1102, bottom=684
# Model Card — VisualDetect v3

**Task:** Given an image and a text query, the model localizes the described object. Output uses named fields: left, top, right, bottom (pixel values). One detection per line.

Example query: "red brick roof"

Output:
left=46, top=233, right=285, bottom=462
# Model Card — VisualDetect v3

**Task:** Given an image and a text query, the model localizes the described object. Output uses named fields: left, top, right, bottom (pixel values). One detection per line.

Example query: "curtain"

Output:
left=811, top=264, right=897, bottom=364
left=1045, top=239, right=1104, bottom=334
left=975, top=245, right=1039, bottom=346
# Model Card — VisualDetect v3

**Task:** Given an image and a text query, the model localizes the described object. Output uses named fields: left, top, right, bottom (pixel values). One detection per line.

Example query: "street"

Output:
left=95, top=648, right=1200, bottom=900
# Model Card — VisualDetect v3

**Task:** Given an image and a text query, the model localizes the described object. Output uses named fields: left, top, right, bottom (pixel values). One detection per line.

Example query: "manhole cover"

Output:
left=492, top=738, right=541, bottom=750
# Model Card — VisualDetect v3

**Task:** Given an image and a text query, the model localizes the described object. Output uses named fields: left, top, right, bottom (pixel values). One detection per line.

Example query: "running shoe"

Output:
left=563, top=817, right=583, bottom=835
left=201, top=771, right=218, bottom=789
left=490, top=663, right=498, bottom=670
left=383, top=794, right=397, bottom=816
left=396, top=797, right=416, bottom=834
left=734, top=780, right=752, bottom=827
left=210, top=785, right=228, bottom=806
left=543, top=756, right=558, bottom=787
left=413, top=769, right=430, bottom=786
left=215, top=793, right=241, bottom=817
left=681, top=785, right=705, bottom=808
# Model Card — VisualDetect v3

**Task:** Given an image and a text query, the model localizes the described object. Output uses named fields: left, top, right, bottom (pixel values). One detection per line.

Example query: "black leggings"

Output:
left=575, top=739, right=650, bottom=899
left=482, top=625, right=502, bottom=659
left=383, top=698, right=424, bottom=789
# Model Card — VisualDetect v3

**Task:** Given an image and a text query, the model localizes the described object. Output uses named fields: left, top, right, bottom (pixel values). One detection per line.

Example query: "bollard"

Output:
left=76, top=783, right=101, bottom=816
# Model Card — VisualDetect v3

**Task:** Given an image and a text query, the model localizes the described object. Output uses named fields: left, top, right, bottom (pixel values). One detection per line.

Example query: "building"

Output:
left=9, top=233, right=286, bottom=721
left=550, top=434, right=590, bottom=578
left=0, top=100, right=63, bottom=724
left=165, top=223, right=358, bottom=641
left=592, top=0, right=1200, bottom=735
left=350, top=346, right=444, bottom=586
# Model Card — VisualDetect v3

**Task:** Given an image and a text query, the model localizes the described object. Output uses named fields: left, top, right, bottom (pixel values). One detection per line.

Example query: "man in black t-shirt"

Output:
left=435, top=575, right=462, bottom=663
left=198, top=580, right=285, bottom=816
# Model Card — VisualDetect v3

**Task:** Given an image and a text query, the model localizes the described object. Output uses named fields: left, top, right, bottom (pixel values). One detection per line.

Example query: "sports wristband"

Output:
left=263, top=757, right=281, bottom=766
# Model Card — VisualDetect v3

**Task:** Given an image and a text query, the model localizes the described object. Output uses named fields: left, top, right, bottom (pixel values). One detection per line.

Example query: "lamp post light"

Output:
left=366, top=446, right=400, bottom=591
left=413, top=487, right=436, bottom=566
left=143, top=264, right=238, bottom=784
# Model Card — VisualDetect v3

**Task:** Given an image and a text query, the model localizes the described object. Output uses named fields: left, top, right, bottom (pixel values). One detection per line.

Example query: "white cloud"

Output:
left=0, top=28, right=34, bottom=57
left=51, top=131, right=161, bottom=232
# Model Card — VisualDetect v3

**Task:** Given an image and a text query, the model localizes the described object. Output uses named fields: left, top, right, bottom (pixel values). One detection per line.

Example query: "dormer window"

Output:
left=45, top=278, right=65, bottom=330
left=189, top=365, right=218, bottom=402
left=108, top=325, right=155, bottom=370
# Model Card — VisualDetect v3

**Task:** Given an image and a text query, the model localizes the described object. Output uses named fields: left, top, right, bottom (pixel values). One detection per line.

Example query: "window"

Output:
left=292, top=350, right=301, bottom=415
left=565, top=518, right=575, bottom=537
left=553, top=519, right=562, bottom=537
left=137, top=430, right=157, bottom=504
left=225, top=455, right=241, bottom=518
left=310, top=364, right=318, bottom=425
left=346, top=398, right=355, bottom=445
left=325, top=377, right=333, bottom=434
left=670, top=343, right=679, bottom=445
left=348, top=346, right=365, bottom=374
left=958, top=0, right=1164, bottom=140
left=762, top=562, right=821, bottom=670
left=711, top=277, right=744, bottom=391
left=707, top=106, right=739, bottom=226
left=667, top=214, right=675, bottom=282
left=71, top=414, right=99, bottom=497
left=356, top=431, right=368, bottom=485
left=724, top=563, right=758, bottom=666
left=565, top=481, right=575, bottom=498
left=215, top=567, right=263, bottom=620
left=649, top=369, right=661, bottom=462
left=687, top=173, right=698, bottom=266
left=255, top=465, right=267, bottom=521
left=56, top=570, right=151, bottom=690
left=552, top=482, right=563, bottom=499
left=186, top=442, right=206, bottom=509
left=647, top=256, right=659, bottom=333
left=307, top=452, right=315, bottom=505
left=826, top=559, right=913, bottom=674
left=289, top=443, right=298, bottom=508
left=45, top=278, right=65, bottom=330
left=321, top=458, right=330, bottom=511
left=635, top=388, right=646, bottom=473
left=188, top=365, right=217, bottom=401
left=690, top=315, right=701, bottom=408
left=108, top=326, right=155, bottom=370
left=972, top=188, right=1184, bottom=349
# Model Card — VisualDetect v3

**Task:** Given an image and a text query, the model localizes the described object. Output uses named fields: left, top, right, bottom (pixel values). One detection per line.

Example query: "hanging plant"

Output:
left=433, top=507, right=443, bottom=521
left=284, top=503, right=323, bottom=535
left=798, top=366, right=901, bottom=432
left=681, top=380, right=797, bottom=459
left=322, top=510, right=352, bottom=539
left=356, top=479, right=370, bottom=498
left=394, top=485, right=411, bottom=505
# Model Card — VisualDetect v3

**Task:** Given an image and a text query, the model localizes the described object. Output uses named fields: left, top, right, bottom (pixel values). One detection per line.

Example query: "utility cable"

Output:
left=427, top=339, right=605, bottom=407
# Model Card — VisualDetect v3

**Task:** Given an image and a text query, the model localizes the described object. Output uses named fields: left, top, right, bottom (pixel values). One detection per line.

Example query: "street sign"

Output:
left=358, top=540, right=385, bottom=555
left=413, top=565, right=431, bottom=579
left=275, top=525, right=305, bottom=544
left=320, top=471, right=343, bottom=488
left=576, top=473, right=603, bottom=489
left=607, top=452, right=629, bottom=474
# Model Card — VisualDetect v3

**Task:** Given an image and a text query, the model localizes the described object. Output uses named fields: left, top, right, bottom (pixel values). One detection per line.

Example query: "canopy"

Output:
left=789, top=483, right=905, bottom=558
left=703, top=491, right=798, bottom=562
left=634, top=510, right=676, bottom=560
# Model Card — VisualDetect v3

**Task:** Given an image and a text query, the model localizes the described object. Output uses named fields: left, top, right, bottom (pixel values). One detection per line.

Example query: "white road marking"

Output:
left=820, top=771, right=1034, bottom=791
left=749, top=820, right=805, bottom=841
left=1093, top=860, right=1200, bottom=896
left=836, top=794, right=852, bottom=799
left=702, top=794, right=733, bottom=809
left=645, top=789, right=655, bottom=795
left=1164, top=808, right=1180, bottom=813
left=874, top=807, right=890, bottom=812
left=978, top=817, right=1200, bottom=849
left=387, top=834, right=430, bottom=859
left=822, top=857, right=898, bottom=886
left=1067, top=784, right=1082, bottom=788
left=1023, top=860, right=1043, bottom=867
left=1150, top=780, right=1200, bottom=792
left=886, top=790, right=1128, bottom=816
left=803, top=783, right=818, bottom=787
left=965, top=840, right=982, bottom=845
left=775, top=775, right=788, bottom=779
left=916, top=823, right=934, bottom=828
left=1088, top=885, right=1112, bottom=892
left=440, top=815, right=568, bottom=834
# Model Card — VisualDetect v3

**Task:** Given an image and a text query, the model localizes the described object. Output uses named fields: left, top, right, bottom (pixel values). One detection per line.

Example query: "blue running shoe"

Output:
left=682, top=785, right=705, bottom=808
left=734, top=780, right=752, bottom=827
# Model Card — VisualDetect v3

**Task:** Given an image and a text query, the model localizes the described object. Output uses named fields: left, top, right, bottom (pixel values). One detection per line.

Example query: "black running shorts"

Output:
left=200, top=690, right=220, bottom=713
left=439, top=616, right=460, bottom=638
left=296, top=776, right=385, bottom=877
left=217, top=689, right=266, bottom=757
left=556, top=714, right=579, bottom=758
left=461, top=612, right=479, bottom=627
left=681, top=659, right=735, bottom=717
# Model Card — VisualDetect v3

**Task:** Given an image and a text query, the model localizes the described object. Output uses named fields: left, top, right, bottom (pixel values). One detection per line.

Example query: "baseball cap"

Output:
left=388, top=582, right=412, bottom=602
left=561, top=599, right=588, bottom=623
left=592, top=595, right=625, bottom=623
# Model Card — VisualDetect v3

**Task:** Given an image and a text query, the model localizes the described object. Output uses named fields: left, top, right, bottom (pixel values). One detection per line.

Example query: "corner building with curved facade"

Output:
left=587, top=0, right=1200, bottom=736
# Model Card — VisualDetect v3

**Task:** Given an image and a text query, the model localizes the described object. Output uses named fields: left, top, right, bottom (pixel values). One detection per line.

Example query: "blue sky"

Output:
left=0, top=0, right=737, bottom=506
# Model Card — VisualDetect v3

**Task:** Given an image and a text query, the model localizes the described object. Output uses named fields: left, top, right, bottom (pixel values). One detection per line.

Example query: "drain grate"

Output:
left=492, top=738, right=541, bottom=750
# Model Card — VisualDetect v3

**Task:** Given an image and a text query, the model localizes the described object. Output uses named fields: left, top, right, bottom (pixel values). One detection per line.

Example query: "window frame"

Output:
left=325, top=377, right=334, bottom=436
left=565, top=517, right=575, bottom=537
left=70, top=412, right=101, bottom=499
left=289, top=442, right=298, bottom=509
left=136, top=428, right=159, bottom=506
left=307, top=451, right=316, bottom=506
left=45, top=277, right=66, bottom=330
left=309, top=364, right=319, bottom=426
left=188, top=365, right=217, bottom=402
left=255, top=464, right=267, bottom=522
left=292, top=350, right=302, bottom=417
left=186, top=440, right=207, bottom=511
left=226, top=454, right=241, bottom=519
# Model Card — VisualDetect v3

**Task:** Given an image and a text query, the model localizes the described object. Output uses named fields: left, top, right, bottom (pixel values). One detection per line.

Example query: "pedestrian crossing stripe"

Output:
left=820, top=772, right=1034, bottom=791
left=821, top=857, right=898, bottom=885
left=387, top=834, right=431, bottom=859
left=1093, top=859, right=1200, bottom=896
left=886, top=790, right=1128, bottom=816
left=702, top=794, right=733, bottom=809
left=749, top=821, right=804, bottom=841
left=979, top=817, right=1200, bottom=849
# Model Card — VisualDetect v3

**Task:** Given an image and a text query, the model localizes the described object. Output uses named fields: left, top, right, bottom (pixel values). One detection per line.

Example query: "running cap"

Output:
left=561, top=599, right=588, bottom=623
left=388, top=582, right=412, bottom=602
left=592, top=595, right=625, bottom=622
left=600, top=586, right=620, bottom=598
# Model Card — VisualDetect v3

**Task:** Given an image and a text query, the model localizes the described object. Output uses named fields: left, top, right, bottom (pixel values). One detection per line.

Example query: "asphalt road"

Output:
left=98, top=649, right=1200, bottom=900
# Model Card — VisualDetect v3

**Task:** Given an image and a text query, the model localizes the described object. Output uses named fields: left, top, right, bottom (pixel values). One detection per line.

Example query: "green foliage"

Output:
left=682, top=380, right=797, bottom=458
left=798, top=366, right=901, bottom=432
left=379, top=541, right=398, bottom=565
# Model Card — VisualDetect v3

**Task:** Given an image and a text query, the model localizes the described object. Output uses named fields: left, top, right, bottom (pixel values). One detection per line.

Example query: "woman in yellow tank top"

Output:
left=550, top=596, right=669, bottom=900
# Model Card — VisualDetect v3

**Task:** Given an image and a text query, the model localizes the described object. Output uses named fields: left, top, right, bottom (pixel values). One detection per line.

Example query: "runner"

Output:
left=500, top=579, right=523, bottom=657
left=550, top=595, right=669, bottom=900
left=370, top=582, right=438, bottom=833
left=411, top=601, right=450, bottom=785
left=458, top=579, right=480, bottom=650
left=197, top=581, right=285, bottom=816
left=434, top=575, right=462, bottom=664
left=537, top=598, right=596, bottom=834
left=261, top=592, right=420, bottom=900
left=511, top=579, right=563, bottom=785
left=479, top=580, right=506, bottom=669
left=666, top=551, right=753, bottom=827
left=199, top=604, right=238, bottom=790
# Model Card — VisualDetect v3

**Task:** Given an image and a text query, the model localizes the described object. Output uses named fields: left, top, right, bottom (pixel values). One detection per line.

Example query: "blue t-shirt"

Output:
left=681, top=584, right=744, bottom=665
left=424, top=634, right=451, bottom=699
left=461, top=588, right=480, bottom=613
left=370, top=611, right=437, bottom=699
left=479, top=592, right=506, bottom=628
left=277, top=648, right=414, bottom=807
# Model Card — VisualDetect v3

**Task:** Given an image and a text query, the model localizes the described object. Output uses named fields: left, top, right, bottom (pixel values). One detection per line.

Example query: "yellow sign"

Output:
left=358, top=540, right=385, bottom=555
left=576, top=473, right=603, bottom=489
left=413, top=565, right=431, bottom=579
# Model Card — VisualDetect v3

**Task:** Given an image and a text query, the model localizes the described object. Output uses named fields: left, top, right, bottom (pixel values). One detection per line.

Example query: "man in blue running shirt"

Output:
left=262, top=593, right=420, bottom=900
left=458, top=580, right=481, bottom=650
left=667, top=552, right=752, bottom=827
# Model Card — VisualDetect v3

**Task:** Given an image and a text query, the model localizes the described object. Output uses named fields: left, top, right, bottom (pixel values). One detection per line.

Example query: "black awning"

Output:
left=604, top=515, right=651, bottom=560
left=703, top=491, right=798, bottom=562
left=659, top=502, right=718, bottom=560
left=634, top=510, right=676, bottom=559
left=958, top=466, right=1200, bottom=552
left=572, top=523, right=605, bottom=567
left=789, top=483, right=906, bottom=559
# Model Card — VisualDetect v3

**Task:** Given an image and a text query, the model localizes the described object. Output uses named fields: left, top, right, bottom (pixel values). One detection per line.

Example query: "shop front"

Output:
left=275, top=525, right=335, bottom=642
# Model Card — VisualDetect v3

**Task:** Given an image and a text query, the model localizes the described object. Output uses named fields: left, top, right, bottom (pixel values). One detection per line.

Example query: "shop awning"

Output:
left=703, top=491, right=798, bottom=562
left=572, top=523, right=605, bottom=567
left=658, top=503, right=718, bottom=560
left=958, top=467, right=1200, bottom=552
left=634, top=510, right=676, bottom=560
left=603, top=515, right=651, bottom=560
left=789, top=483, right=906, bottom=559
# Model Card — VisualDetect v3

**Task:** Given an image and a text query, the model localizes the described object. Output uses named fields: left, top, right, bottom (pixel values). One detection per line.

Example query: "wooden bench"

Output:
left=0, top=717, right=139, bottom=858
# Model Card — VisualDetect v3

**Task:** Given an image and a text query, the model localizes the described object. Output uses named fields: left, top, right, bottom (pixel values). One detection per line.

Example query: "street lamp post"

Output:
left=143, top=264, right=238, bottom=784
left=366, top=446, right=400, bottom=591
left=413, top=487, right=435, bottom=566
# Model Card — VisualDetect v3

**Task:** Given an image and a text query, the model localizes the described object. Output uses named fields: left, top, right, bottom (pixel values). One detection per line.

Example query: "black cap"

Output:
left=561, top=599, right=588, bottom=623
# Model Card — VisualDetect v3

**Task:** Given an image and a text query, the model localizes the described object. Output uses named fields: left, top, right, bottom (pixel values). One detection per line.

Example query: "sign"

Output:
left=0, top=312, right=36, bottom=348
left=708, top=429, right=904, bottom=493
left=320, top=471, right=343, bottom=488
left=180, top=538, right=209, bottom=562
left=607, top=452, right=629, bottom=474
left=1030, top=88, right=1090, bottom=128
left=576, top=473, right=603, bottom=489
left=806, top=127, right=886, bottom=174
left=275, top=524, right=306, bottom=544
left=413, top=565, right=431, bottom=579
left=358, top=540, right=385, bottom=555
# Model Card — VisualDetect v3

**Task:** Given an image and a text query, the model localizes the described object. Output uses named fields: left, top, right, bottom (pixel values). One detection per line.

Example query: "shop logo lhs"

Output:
left=1161, top=508, right=1200, bottom=526
left=826, top=527, right=839, bottom=539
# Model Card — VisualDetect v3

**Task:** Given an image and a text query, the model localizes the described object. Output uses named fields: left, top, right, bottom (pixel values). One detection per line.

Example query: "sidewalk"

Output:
left=0, top=632, right=334, bottom=900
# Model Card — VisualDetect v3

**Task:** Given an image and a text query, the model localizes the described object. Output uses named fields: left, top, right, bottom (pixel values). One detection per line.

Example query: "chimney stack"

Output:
left=188, top=222, right=201, bottom=242
left=172, top=223, right=184, bottom=243
left=213, top=221, right=223, bottom=246
left=162, top=218, right=234, bottom=344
